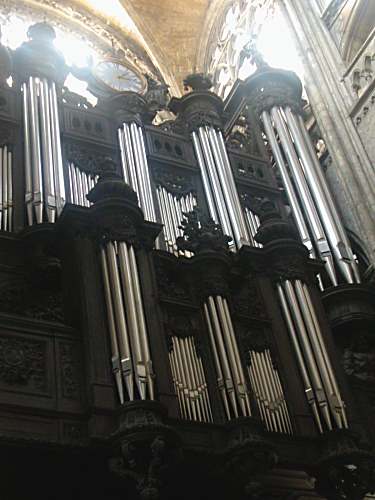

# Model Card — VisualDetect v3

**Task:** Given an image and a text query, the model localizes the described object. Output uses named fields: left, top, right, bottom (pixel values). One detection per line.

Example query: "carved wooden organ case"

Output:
left=0, top=21, right=374, bottom=500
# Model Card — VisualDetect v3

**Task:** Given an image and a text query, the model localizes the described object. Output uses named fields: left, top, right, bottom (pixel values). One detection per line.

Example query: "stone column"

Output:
left=279, top=0, right=375, bottom=264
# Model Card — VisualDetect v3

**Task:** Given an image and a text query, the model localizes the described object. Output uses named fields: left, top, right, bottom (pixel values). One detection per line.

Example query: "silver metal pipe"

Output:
left=284, top=280, right=332, bottom=430
left=75, top=167, right=84, bottom=206
left=128, top=245, right=155, bottom=400
left=118, top=128, right=130, bottom=184
left=215, top=296, right=244, bottom=414
left=260, top=351, right=287, bottom=433
left=183, top=337, right=202, bottom=421
left=105, top=241, right=134, bottom=401
left=272, top=107, right=338, bottom=286
left=100, top=247, right=124, bottom=404
left=71, top=164, right=79, bottom=205
left=7, top=151, right=12, bottom=232
left=130, top=123, right=151, bottom=220
left=204, top=302, right=231, bottom=420
left=207, top=127, right=243, bottom=248
left=192, top=131, right=219, bottom=223
left=253, top=351, right=278, bottom=432
left=199, top=127, right=233, bottom=241
left=50, top=81, right=65, bottom=215
left=0, top=147, right=3, bottom=229
left=138, top=125, right=157, bottom=221
left=249, top=352, right=274, bottom=430
left=294, top=279, right=342, bottom=428
left=262, top=110, right=314, bottom=255
left=189, top=337, right=211, bottom=422
left=123, top=123, right=140, bottom=201
left=302, top=282, right=348, bottom=428
left=217, top=129, right=250, bottom=245
left=170, top=345, right=188, bottom=419
left=264, top=350, right=292, bottom=434
left=277, top=283, right=323, bottom=433
left=268, top=351, right=293, bottom=434
left=295, top=112, right=360, bottom=284
left=39, top=79, right=56, bottom=223
left=29, top=77, right=43, bottom=223
left=173, top=336, right=193, bottom=420
left=167, top=191, right=179, bottom=245
left=208, top=296, right=238, bottom=417
left=2, top=146, right=7, bottom=231
left=180, top=337, right=200, bottom=421
left=247, top=363, right=268, bottom=427
left=22, top=83, right=33, bottom=225
left=118, top=242, right=146, bottom=400
left=156, top=188, right=171, bottom=251
left=169, top=349, right=185, bottom=418
left=194, top=343, right=213, bottom=422
left=222, top=297, right=252, bottom=416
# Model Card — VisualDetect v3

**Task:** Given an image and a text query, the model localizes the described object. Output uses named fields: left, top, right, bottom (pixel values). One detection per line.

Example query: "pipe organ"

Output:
left=118, top=121, right=157, bottom=223
left=68, top=163, right=98, bottom=207
left=0, top=145, right=13, bottom=231
left=1, top=21, right=374, bottom=500
left=100, top=240, right=154, bottom=403
left=21, top=77, right=66, bottom=225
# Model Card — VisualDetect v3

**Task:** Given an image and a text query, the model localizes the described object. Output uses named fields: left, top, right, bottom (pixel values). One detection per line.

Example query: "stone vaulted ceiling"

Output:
left=120, top=0, right=215, bottom=96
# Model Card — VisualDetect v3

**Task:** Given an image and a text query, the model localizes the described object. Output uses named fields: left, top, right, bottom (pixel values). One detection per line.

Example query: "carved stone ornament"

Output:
left=176, top=209, right=232, bottom=255
left=60, top=342, right=80, bottom=400
left=222, top=418, right=278, bottom=499
left=169, top=79, right=224, bottom=132
left=152, top=167, right=194, bottom=198
left=342, top=332, right=375, bottom=382
left=65, top=143, right=109, bottom=175
left=315, top=430, right=375, bottom=500
left=0, top=336, right=47, bottom=391
left=244, top=66, right=303, bottom=117
left=233, top=283, right=267, bottom=320
left=226, top=114, right=262, bottom=157
left=154, top=258, right=190, bottom=303
left=0, top=284, right=64, bottom=323
left=109, top=401, right=181, bottom=500
left=13, top=22, right=68, bottom=84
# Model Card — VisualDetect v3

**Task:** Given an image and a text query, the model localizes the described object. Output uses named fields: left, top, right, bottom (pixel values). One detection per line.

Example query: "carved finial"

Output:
left=27, top=22, right=56, bottom=42
left=176, top=208, right=232, bottom=253
left=183, top=73, right=213, bottom=93
left=243, top=37, right=269, bottom=71
left=86, top=157, right=138, bottom=205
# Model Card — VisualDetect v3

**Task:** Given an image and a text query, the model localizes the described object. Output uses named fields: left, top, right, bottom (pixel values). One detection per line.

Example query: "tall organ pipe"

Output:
left=287, top=109, right=360, bottom=284
left=100, top=240, right=155, bottom=403
left=22, top=76, right=65, bottom=224
left=271, top=107, right=337, bottom=287
left=261, top=111, right=315, bottom=256
left=118, top=122, right=156, bottom=223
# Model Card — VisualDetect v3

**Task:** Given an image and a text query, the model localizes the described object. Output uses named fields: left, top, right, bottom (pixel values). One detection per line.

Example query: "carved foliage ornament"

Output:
left=152, top=167, right=194, bottom=198
left=176, top=209, right=232, bottom=254
left=0, top=336, right=47, bottom=391
left=65, top=143, right=111, bottom=175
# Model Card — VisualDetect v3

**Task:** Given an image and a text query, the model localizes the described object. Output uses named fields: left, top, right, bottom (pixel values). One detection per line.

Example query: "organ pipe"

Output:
left=261, top=105, right=359, bottom=286
left=0, top=146, right=13, bottom=232
left=156, top=185, right=196, bottom=257
left=118, top=122, right=156, bottom=223
left=68, top=163, right=98, bottom=207
left=100, top=240, right=155, bottom=403
left=22, top=76, right=65, bottom=225
left=247, top=349, right=292, bottom=434
left=277, top=279, right=347, bottom=432
left=192, top=126, right=250, bottom=250
left=203, top=295, right=252, bottom=419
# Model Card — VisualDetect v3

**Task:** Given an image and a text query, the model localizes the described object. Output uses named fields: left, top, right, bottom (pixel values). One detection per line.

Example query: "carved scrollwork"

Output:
left=0, top=336, right=47, bottom=391
left=65, top=143, right=110, bottom=174
left=154, top=258, right=191, bottom=303
left=152, top=167, right=194, bottom=198
left=227, top=115, right=262, bottom=157
left=60, top=342, right=80, bottom=400
left=233, top=283, right=266, bottom=319
left=176, top=209, right=232, bottom=254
